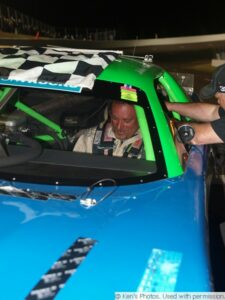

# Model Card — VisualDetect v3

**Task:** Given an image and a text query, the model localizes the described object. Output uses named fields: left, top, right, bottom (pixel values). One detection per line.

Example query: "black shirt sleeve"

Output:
left=218, top=107, right=225, bottom=117
left=211, top=107, right=225, bottom=142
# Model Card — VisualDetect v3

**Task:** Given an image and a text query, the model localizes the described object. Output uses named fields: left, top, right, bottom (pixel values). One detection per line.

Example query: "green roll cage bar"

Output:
left=0, top=87, right=65, bottom=142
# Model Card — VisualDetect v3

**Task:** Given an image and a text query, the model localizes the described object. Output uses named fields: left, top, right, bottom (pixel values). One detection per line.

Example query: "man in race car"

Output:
left=73, top=100, right=144, bottom=159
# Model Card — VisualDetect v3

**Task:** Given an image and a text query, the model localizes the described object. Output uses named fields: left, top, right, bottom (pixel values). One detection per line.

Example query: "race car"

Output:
left=0, top=46, right=213, bottom=299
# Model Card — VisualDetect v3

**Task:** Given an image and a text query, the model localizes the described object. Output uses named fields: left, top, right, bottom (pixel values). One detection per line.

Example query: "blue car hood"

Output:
left=0, top=150, right=212, bottom=299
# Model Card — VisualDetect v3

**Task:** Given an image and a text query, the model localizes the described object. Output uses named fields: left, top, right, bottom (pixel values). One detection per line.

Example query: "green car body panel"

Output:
left=97, top=57, right=189, bottom=178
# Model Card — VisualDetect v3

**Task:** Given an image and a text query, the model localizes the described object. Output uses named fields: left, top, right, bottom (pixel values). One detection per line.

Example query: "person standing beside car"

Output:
left=165, top=63, right=225, bottom=145
left=73, top=100, right=144, bottom=159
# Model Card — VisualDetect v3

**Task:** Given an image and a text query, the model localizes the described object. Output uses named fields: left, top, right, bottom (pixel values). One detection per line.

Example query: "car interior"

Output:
left=0, top=86, right=160, bottom=185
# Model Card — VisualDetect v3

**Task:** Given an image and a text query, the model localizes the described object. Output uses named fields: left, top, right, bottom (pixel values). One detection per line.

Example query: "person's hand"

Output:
left=164, top=101, right=171, bottom=111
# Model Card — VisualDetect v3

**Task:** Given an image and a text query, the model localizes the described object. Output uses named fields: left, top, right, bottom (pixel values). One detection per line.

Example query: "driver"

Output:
left=73, top=100, right=144, bottom=159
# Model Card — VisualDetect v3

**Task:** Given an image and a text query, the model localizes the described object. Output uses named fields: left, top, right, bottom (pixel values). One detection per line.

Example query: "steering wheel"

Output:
left=0, top=131, right=42, bottom=168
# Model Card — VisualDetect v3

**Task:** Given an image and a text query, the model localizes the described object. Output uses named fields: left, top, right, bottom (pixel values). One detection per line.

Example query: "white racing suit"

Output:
left=73, top=121, right=144, bottom=159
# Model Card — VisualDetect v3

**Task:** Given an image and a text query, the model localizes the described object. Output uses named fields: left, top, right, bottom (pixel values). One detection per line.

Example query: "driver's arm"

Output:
left=73, top=127, right=96, bottom=153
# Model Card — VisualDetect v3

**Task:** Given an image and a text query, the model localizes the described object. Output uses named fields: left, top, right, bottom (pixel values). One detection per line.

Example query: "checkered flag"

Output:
left=0, top=46, right=120, bottom=91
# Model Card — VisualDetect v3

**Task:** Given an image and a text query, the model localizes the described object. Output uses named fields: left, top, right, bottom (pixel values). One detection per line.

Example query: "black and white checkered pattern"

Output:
left=0, top=46, right=121, bottom=91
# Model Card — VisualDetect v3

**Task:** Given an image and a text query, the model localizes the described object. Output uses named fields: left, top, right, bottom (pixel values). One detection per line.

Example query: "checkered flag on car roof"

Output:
left=0, top=46, right=121, bottom=92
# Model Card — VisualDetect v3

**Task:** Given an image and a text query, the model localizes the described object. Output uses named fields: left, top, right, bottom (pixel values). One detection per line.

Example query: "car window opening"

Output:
left=0, top=86, right=161, bottom=185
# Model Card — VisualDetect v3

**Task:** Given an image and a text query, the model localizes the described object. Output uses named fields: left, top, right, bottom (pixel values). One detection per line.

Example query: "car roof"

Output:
left=0, top=46, right=166, bottom=94
left=98, top=55, right=164, bottom=91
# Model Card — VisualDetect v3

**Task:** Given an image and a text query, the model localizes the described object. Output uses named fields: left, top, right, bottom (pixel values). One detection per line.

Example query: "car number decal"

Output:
left=0, top=185, right=76, bottom=201
left=26, top=237, right=96, bottom=300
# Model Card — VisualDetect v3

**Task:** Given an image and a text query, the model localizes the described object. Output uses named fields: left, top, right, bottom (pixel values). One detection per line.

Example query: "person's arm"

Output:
left=179, top=122, right=223, bottom=145
left=73, top=128, right=96, bottom=153
left=165, top=102, right=220, bottom=122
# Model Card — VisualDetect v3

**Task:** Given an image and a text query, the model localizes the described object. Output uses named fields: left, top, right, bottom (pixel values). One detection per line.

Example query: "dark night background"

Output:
left=1, top=0, right=225, bottom=39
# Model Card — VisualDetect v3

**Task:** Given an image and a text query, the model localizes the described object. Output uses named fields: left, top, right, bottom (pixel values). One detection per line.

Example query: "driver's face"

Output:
left=110, top=102, right=139, bottom=141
